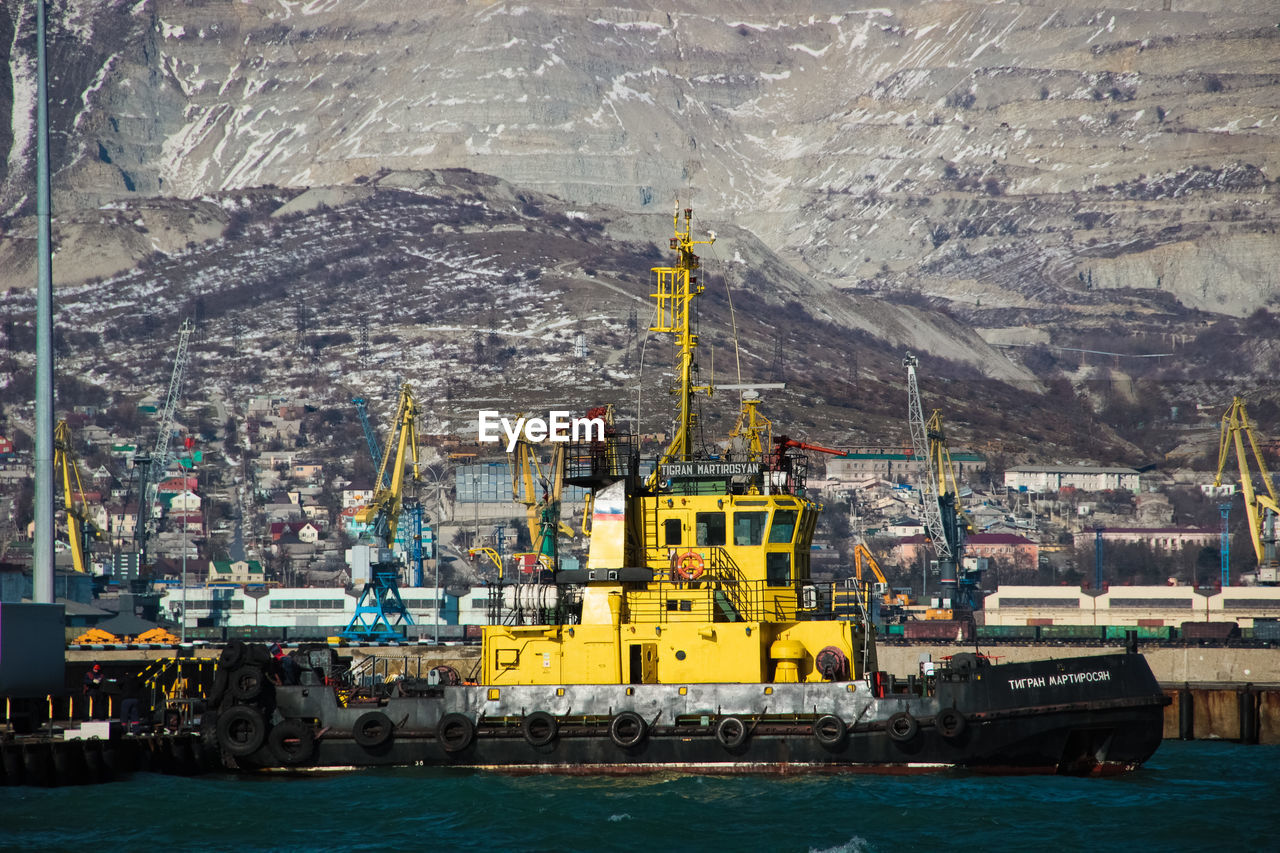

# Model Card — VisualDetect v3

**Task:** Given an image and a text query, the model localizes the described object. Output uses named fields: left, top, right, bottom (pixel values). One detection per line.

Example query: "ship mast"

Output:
left=650, top=205, right=715, bottom=463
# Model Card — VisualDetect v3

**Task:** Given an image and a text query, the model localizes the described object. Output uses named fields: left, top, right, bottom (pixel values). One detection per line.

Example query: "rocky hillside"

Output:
left=1, top=0, right=1278, bottom=460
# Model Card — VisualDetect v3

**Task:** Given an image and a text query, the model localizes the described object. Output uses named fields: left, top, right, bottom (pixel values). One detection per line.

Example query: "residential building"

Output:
left=1004, top=465, right=1141, bottom=493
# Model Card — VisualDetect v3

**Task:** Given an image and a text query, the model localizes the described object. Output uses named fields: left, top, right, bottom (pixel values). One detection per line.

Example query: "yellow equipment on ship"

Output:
left=479, top=206, right=876, bottom=687
left=1214, top=396, right=1280, bottom=583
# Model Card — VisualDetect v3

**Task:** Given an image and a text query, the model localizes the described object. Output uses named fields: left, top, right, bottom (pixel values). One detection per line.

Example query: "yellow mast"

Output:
left=650, top=205, right=715, bottom=465
left=729, top=391, right=773, bottom=464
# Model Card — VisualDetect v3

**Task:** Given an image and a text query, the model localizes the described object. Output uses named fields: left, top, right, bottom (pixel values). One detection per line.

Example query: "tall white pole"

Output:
left=33, top=0, right=55, bottom=603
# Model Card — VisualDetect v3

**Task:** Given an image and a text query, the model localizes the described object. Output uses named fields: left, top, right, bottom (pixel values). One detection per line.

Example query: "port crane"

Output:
left=1214, top=397, right=1280, bottom=584
left=511, top=433, right=573, bottom=575
left=904, top=354, right=973, bottom=610
left=342, top=383, right=420, bottom=640
left=353, top=392, right=426, bottom=585
left=136, top=319, right=193, bottom=570
left=53, top=420, right=102, bottom=573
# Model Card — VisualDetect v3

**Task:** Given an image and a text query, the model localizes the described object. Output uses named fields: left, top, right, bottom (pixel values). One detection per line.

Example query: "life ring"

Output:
left=609, top=711, right=648, bottom=749
left=936, top=707, right=967, bottom=739
left=437, top=713, right=475, bottom=753
left=813, top=714, right=847, bottom=748
left=353, top=711, right=394, bottom=748
left=714, top=716, right=748, bottom=750
left=675, top=551, right=705, bottom=581
left=887, top=710, right=919, bottom=743
left=521, top=711, right=559, bottom=747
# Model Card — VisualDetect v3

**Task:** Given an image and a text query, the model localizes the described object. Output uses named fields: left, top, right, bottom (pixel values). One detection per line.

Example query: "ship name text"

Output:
left=1007, top=670, right=1112, bottom=690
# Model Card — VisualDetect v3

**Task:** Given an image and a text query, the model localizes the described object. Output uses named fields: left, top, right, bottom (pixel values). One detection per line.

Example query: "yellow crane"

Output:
left=353, top=383, right=421, bottom=548
left=853, top=542, right=911, bottom=611
left=1214, top=397, right=1280, bottom=583
left=343, top=383, right=421, bottom=641
left=54, top=420, right=101, bottom=573
left=510, top=431, right=574, bottom=567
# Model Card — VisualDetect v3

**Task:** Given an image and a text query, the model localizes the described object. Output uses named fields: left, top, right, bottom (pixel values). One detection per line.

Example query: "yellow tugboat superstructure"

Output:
left=480, top=207, right=875, bottom=687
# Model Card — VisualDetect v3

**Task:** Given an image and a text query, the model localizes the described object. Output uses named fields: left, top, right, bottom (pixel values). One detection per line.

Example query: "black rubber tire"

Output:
left=609, top=711, right=647, bottom=749
left=714, top=716, right=747, bottom=750
left=353, top=711, right=395, bottom=748
left=248, top=644, right=272, bottom=667
left=936, top=707, right=967, bottom=739
left=437, top=713, right=475, bottom=753
left=229, top=665, right=265, bottom=702
left=521, top=711, right=558, bottom=747
left=887, top=711, right=919, bottom=743
left=268, top=719, right=316, bottom=765
left=219, top=640, right=247, bottom=669
left=813, top=714, right=847, bottom=748
left=216, top=705, right=266, bottom=757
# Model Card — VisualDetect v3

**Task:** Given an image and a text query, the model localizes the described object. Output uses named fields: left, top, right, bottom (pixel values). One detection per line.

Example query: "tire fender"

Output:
left=609, top=711, right=648, bottom=749
left=887, top=710, right=919, bottom=743
left=714, top=716, right=748, bottom=750
left=521, top=711, right=558, bottom=748
left=353, top=711, right=395, bottom=748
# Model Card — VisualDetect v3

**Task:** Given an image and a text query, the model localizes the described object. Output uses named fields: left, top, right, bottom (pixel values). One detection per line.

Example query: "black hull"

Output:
left=214, top=652, right=1168, bottom=776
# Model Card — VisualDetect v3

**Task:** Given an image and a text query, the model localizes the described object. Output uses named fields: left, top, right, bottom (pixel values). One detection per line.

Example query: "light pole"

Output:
left=181, top=490, right=187, bottom=644
left=423, top=464, right=450, bottom=645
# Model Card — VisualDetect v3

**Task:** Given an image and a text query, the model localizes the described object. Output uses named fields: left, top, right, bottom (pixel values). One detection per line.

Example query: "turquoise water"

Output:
left=2, top=741, right=1277, bottom=851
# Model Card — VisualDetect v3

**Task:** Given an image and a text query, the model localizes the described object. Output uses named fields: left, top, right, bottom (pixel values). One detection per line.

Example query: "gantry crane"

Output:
left=342, top=383, right=421, bottom=640
left=1214, top=397, right=1280, bottom=584
left=53, top=420, right=101, bottom=573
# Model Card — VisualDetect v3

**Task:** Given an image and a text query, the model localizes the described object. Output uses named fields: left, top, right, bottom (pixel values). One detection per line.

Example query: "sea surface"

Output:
left=2, top=740, right=1277, bottom=852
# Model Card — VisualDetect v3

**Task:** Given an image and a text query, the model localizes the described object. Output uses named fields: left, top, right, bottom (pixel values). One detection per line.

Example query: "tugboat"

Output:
left=209, top=208, right=1169, bottom=775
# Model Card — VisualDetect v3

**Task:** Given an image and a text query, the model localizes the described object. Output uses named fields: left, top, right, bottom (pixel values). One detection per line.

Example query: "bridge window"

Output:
left=734, top=511, right=767, bottom=546
left=768, top=509, right=798, bottom=544
left=696, top=512, right=726, bottom=546
left=766, top=552, right=791, bottom=586
left=664, top=518, right=682, bottom=546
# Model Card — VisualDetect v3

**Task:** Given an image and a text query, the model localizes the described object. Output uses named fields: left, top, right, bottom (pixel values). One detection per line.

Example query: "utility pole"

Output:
left=1094, top=526, right=1105, bottom=591
left=1220, top=503, right=1232, bottom=587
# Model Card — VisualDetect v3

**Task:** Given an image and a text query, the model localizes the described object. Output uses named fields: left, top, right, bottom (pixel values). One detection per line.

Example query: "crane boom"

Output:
left=904, top=354, right=950, bottom=563
left=1214, top=397, right=1280, bottom=582
left=146, top=319, right=193, bottom=511
left=54, top=420, right=99, bottom=573
left=352, top=396, right=389, bottom=489
left=353, top=383, right=421, bottom=547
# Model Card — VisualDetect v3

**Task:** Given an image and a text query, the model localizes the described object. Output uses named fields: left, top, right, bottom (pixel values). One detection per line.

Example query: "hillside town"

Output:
left=2, top=381, right=1276, bottom=640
